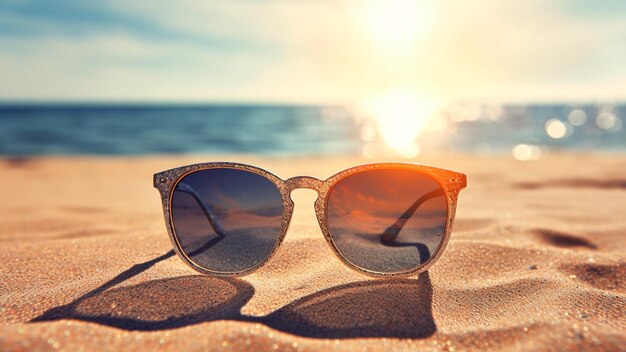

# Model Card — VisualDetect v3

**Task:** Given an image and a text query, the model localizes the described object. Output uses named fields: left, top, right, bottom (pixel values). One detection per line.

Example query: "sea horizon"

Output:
left=1, top=102, right=624, bottom=158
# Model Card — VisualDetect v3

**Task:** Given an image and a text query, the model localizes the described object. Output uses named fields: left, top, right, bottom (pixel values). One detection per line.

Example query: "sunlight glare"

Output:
left=366, top=89, right=439, bottom=158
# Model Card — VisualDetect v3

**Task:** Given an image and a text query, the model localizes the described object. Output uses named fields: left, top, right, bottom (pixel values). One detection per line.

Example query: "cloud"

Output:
left=0, top=0, right=624, bottom=102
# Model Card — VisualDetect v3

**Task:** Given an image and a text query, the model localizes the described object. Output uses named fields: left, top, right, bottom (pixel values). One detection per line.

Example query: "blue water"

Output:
left=0, top=103, right=623, bottom=156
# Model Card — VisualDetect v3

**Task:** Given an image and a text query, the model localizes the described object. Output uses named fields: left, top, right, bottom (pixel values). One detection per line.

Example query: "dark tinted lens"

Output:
left=171, top=168, right=284, bottom=273
left=327, top=169, right=448, bottom=273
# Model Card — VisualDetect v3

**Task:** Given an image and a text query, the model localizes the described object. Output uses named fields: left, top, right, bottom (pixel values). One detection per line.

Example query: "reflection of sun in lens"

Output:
left=365, top=89, right=439, bottom=158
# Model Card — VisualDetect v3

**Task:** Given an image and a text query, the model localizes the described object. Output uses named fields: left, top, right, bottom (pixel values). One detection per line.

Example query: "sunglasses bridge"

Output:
left=285, top=176, right=324, bottom=194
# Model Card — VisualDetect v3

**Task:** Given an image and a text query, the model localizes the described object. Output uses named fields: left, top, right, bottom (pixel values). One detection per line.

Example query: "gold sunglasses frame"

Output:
left=154, top=162, right=466, bottom=278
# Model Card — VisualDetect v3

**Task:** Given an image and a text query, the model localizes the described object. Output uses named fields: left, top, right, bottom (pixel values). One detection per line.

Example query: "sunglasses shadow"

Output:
left=31, top=251, right=436, bottom=339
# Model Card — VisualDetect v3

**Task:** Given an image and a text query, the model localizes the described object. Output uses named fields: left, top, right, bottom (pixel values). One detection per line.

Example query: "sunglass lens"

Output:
left=327, top=169, right=448, bottom=273
left=171, top=168, right=284, bottom=273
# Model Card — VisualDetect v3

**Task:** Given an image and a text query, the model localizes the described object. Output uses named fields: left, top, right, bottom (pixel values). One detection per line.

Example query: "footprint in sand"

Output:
left=560, top=262, right=625, bottom=293
left=533, top=228, right=597, bottom=250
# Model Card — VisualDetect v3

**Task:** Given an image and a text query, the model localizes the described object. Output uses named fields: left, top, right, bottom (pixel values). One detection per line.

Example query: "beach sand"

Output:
left=0, top=154, right=624, bottom=351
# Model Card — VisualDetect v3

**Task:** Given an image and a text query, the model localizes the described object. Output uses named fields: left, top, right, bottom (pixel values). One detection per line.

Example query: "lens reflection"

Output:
left=171, top=168, right=284, bottom=273
left=327, top=169, right=448, bottom=273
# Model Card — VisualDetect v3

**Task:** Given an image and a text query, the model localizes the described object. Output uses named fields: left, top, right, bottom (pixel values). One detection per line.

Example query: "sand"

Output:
left=0, top=154, right=624, bottom=351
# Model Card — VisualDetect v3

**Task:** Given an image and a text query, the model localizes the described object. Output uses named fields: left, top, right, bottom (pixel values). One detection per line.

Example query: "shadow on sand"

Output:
left=32, top=251, right=436, bottom=339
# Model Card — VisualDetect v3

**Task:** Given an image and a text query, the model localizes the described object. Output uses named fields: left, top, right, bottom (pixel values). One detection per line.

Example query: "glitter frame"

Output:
left=154, top=162, right=466, bottom=277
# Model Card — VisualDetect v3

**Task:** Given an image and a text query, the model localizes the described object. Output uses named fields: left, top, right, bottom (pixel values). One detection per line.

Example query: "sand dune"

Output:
left=0, top=154, right=624, bottom=351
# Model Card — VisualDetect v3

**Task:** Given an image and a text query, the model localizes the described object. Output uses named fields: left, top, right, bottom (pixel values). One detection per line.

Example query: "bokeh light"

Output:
left=567, top=109, right=587, bottom=126
left=596, top=111, right=623, bottom=132
left=512, top=144, right=542, bottom=161
left=545, top=119, right=572, bottom=139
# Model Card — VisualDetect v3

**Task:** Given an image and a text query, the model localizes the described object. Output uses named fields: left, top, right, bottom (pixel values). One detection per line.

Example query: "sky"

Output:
left=0, top=0, right=625, bottom=104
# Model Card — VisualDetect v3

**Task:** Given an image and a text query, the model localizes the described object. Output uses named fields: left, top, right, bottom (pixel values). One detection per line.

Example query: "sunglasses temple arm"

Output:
left=174, top=182, right=226, bottom=236
left=380, top=188, right=445, bottom=244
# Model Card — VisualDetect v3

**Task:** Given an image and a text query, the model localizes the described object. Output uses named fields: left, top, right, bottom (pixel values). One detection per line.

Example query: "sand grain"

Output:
left=0, top=154, right=624, bottom=351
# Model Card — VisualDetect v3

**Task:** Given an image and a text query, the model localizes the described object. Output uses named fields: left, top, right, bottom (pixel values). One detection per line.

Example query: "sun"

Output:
left=355, top=1, right=441, bottom=157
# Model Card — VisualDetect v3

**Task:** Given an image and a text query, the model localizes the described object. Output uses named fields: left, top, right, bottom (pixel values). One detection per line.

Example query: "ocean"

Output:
left=0, top=103, right=623, bottom=157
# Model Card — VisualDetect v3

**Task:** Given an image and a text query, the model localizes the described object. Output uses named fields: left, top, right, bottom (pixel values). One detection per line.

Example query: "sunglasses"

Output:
left=154, top=163, right=466, bottom=277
